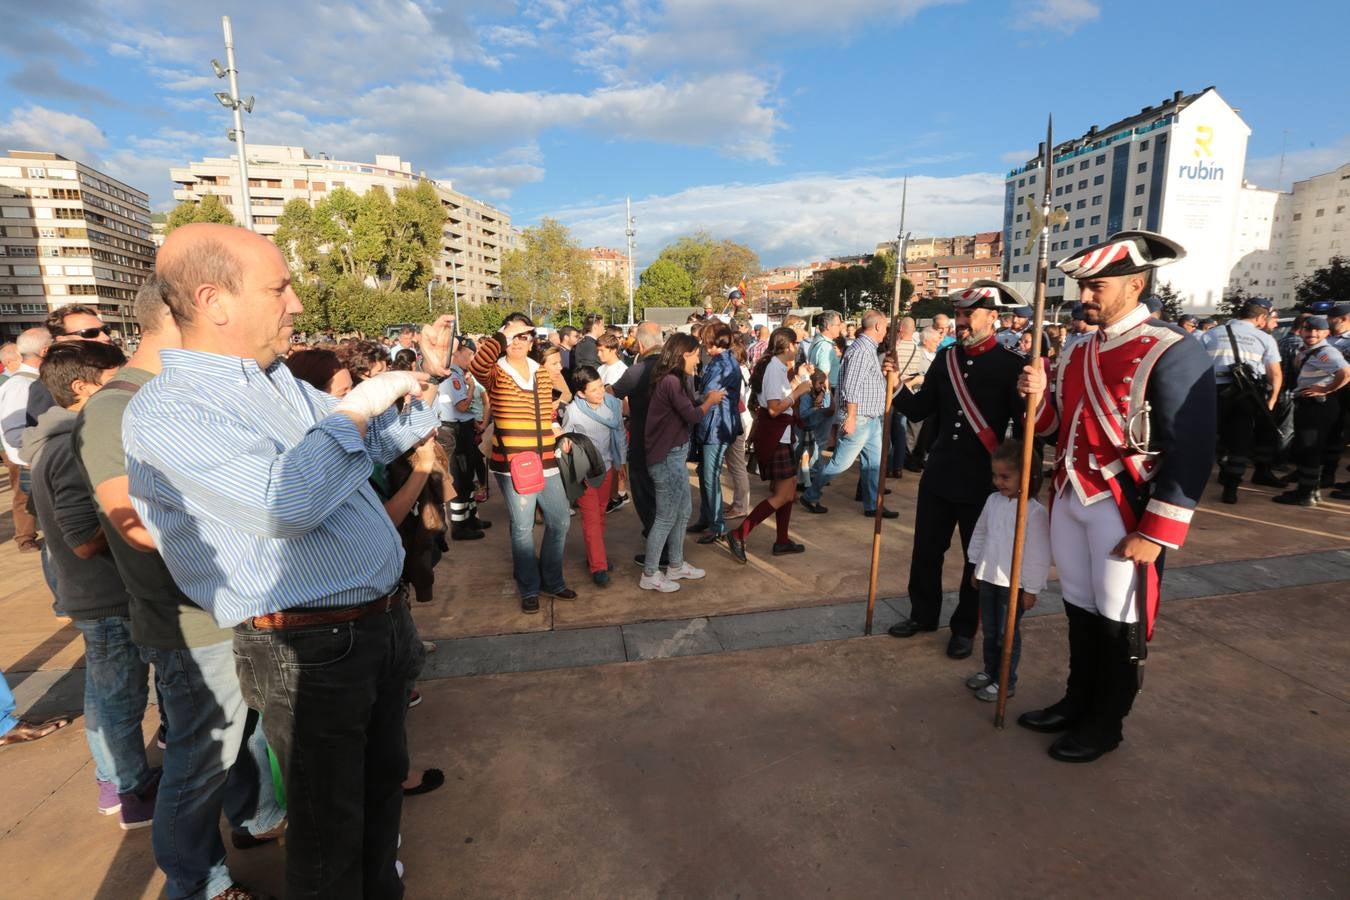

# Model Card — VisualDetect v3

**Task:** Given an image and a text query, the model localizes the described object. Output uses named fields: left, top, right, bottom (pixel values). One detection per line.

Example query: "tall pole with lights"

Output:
left=625, top=196, right=636, bottom=325
left=212, top=16, right=255, bottom=230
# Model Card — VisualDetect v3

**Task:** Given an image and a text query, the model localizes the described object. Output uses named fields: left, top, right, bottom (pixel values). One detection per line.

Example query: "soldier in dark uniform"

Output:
left=887, top=280, right=1036, bottom=659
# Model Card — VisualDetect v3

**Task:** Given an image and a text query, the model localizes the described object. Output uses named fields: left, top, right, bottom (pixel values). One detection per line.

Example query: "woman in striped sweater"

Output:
left=469, top=313, right=575, bottom=613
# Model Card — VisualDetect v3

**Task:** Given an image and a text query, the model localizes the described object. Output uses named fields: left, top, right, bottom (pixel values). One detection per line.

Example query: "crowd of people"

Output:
left=0, top=219, right=1345, bottom=899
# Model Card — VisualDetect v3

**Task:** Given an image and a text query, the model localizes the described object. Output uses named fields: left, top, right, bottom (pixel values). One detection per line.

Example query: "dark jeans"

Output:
left=887, top=408, right=908, bottom=472
left=233, top=600, right=425, bottom=900
left=905, top=480, right=982, bottom=638
left=627, top=447, right=657, bottom=537
left=978, top=581, right=1025, bottom=689
left=1216, top=386, right=1261, bottom=484
left=697, top=441, right=730, bottom=535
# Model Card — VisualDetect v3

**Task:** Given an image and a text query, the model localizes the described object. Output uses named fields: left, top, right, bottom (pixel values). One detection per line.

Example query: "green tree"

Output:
left=634, top=258, right=696, bottom=314
left=1219, top=285, right=1252, bottom=319
left=1295, top=255, right=1350, bottom=309
left=499, top=218, right=594, bottom=318
left=803, top=260, right=907, bottom=316
left=274, top=199, right=320, bottom=272
left=1152, top=282, right=1185, bottom=322
left=386, top=182, right=444, bottom=292
left=164, top=194, right=236, bottom=233
left=655, top=233, right=760, bottom=302
left=593, top=275, right=629, bottom=323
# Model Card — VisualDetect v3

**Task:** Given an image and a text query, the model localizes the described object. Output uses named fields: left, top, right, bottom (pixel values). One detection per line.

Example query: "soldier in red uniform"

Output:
left=1017, top=231, right=1216, bottom=763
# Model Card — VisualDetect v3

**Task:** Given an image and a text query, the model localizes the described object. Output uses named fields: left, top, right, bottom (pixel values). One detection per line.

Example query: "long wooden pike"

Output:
left=994, top=117, right=1061, bottom=726
left=864, top=177, right=909, bottom=636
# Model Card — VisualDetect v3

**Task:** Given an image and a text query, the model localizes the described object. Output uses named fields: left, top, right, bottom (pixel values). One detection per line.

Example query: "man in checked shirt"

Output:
left=125, top=224, right=438, bottom=899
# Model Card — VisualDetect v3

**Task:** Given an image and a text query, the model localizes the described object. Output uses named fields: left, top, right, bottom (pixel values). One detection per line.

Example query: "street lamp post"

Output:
left=625, top=196, right=636, bottom=326
left=211, top=16, right=255, bottom=230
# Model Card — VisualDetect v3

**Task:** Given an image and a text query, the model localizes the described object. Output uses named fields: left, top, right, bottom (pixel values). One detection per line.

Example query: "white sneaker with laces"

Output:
left=640, top=571, right=681, bottom=592
left=665, top=561, right=706, bottom=580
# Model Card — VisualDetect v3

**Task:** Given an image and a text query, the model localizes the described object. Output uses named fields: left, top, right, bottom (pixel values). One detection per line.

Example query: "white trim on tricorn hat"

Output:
left=950, top=279, right=1024, bottom=310
left=1056, top=230, right=1186, bottom=280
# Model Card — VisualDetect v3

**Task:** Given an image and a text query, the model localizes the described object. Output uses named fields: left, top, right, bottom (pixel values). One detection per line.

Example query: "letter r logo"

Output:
left=1194, top=126, right=1214, bottom=159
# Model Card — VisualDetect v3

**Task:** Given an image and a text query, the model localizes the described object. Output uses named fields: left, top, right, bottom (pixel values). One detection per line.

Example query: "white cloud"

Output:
left=1014, top=0, right=1101, bottom=34
left=554, top=170, right=1005, bottom=268
left=0, top=105, right=107, bottom=165
left=1245, top=135, right=1350, bottom=191
left=440, top=145, right=547, bottom=201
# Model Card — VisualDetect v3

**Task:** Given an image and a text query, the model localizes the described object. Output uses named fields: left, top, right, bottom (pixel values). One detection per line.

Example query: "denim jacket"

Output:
left=694, top=352, right=743, bottom=445
left=797, top=389, right=834, bottom=447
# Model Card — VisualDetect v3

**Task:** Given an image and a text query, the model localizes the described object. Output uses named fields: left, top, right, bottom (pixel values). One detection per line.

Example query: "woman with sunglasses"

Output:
left=469, top=313, right=574, bottom=613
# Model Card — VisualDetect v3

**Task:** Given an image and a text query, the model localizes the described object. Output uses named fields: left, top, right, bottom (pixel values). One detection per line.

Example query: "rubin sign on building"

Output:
left=1155, top=88, right=1251, bottom=312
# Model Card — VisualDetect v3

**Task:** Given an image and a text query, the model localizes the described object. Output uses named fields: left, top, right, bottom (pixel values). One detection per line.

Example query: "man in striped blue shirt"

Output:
left=125, top=224, right=436, bottom=899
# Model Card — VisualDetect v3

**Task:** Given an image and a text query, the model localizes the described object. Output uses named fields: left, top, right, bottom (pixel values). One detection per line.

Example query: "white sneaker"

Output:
left=975, top=682, right=1013, bottom=702
left=965, top=671, right=992, bottom=691
left=395, top=860, right=405, bottom=879
left=665, top=561, right=706, bottom=580
left=640, top=571, right=681, bottom=592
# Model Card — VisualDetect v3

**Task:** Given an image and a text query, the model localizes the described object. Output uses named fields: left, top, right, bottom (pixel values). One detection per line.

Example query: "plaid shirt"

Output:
left=837, top=332, right=886, bottom=418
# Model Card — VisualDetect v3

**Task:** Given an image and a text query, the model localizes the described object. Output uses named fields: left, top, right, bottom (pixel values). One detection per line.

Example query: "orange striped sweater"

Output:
left=469, top=336, right=558, bottom=474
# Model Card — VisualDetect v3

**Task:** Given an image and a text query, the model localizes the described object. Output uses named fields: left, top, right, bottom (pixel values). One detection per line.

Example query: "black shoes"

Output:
left=1048, top=733, right=1119, bottom=763
left=800, top=499, right=829, bottom=514
left=1220, top=483, right=1238, bottom=504
left=521, top=595, right=540, bottom=614
left=886, top=617, right=936, bottom=638
left=945, top=634, right=974, bottom=659
left=1331, top=488, right=1350, bottom=501
left=546, top=587, right=578, bottom=601
left=696, top=532, right=723, bottom=545
left=725, top=532, right=747, bottom=563
left=1250, top=468, right=1286, bottom=487
left=863, top=507, right=899, bottom=519
left=452, top=524, right=485, bottom=541
left=772, top=541, right=805, bottom=556
left=1272, top=490, right=1317, bottom=507
left=1016, top=708, right=1075, bottom=734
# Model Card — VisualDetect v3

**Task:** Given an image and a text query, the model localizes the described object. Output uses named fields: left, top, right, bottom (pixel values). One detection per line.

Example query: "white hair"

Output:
left=16, top=327, right=52, bottom=359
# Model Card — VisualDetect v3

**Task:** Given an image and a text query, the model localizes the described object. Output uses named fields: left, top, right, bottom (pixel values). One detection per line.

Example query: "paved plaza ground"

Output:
left=1, top=471, right=1347, bottom=897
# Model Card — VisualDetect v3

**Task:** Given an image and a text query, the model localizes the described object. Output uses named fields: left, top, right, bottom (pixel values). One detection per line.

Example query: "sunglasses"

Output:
left=511, top=331, right=537, bottom=343
left=64, top=325, right=112, bottom=339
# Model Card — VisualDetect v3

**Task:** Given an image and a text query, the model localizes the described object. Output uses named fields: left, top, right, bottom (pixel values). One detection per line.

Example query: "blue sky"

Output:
left=1, top=0, right=1347, bottom=267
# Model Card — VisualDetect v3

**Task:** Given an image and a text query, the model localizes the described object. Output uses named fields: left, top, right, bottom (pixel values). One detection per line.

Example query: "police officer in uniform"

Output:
left=888, top=280, right=1034, bottom=659
left=1323, top=302, right=1350, bottom=495
left=995, top=305, right=1033, bottom=349
left=438, top=342, right=491, bottom=539
left=1018, top=230, right=1216, bottom=763
left=1274, top=315, right=1350, bottom=506
left=1200, top=297, right=1283, bottom=502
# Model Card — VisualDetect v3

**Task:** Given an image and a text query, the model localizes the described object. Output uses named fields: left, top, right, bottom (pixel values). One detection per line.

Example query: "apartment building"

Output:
left=1004, top=86, right=1251, bottom=312
left=0, top=151, right=153, bottom=340
left=585, top=246, right=631, bottom=288
left=904, top=255, right=1004, bottom=301
left=170, top=145, right=511, bottom=305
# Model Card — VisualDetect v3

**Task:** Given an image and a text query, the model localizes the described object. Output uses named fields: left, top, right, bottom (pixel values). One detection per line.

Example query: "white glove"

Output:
left=335, top=372, right=422, bottom=421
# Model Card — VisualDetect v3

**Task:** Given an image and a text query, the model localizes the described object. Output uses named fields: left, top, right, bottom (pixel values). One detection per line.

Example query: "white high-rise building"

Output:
left=170, top=146, right=511, bottom=306
left=0, top=151, right=153, bottom=340
left=1227, top=181, right=1284, bottom=298
left=1268, top=162, right=1350, bottom=305
left=1003, top=86, right=1251, bottom=312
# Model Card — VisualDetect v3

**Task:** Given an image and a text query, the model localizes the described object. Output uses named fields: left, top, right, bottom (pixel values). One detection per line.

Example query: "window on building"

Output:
left=1140, top=140, right=1150, bottom=151
left=1078, top=179, right=1087, bottom=190
left=1132, top=205, right=1143, bottom=218
left=1134, top=184, right=1145, bottom=195
left=1079, top=161, right=1088, bottom=171
left=1028, top=174, right=1036, bottom=184
left=1092, top=195, right=1103, bottom=206
left=1018, top=178, right=1025, bottom=188
left=1073, top=238, right=1083, bottom=247
left=1292, top=212, right=1302, bottom=221
left=1075, top=218, right=1085, bottom=228
left=1055, top=186, right=1063, bottom=196
left=1315, top=208, right=1325, bottom=217
left=1137, top=162, right=1148, bottom=174
left=1090, top=215, right=1101, bottom=225
left=1015, top=213, right=1022, bottom=223
left=1088, top=235, right=1099, bottom=245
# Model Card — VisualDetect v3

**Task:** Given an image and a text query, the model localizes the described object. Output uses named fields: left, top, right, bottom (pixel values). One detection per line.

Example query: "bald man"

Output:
left=124, top=224, right=437, bottom=897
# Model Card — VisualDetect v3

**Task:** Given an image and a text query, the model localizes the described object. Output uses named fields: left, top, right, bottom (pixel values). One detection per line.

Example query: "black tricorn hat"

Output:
left=950, top=279, right=1024, bottom=311
left=1057, top=230, right=1186, bottom=279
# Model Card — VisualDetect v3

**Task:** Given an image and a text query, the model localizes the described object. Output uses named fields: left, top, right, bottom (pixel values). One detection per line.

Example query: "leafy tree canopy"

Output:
left=164, top=194, right=236, bottom=233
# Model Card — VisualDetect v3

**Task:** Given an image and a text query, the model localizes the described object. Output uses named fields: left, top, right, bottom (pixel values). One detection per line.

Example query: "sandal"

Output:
left=0, top=714, right=74, bottom=746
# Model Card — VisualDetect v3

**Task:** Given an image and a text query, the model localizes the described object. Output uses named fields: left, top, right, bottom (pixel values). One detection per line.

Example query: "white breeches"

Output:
left=1050, top=487, right=1140, bottom=623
